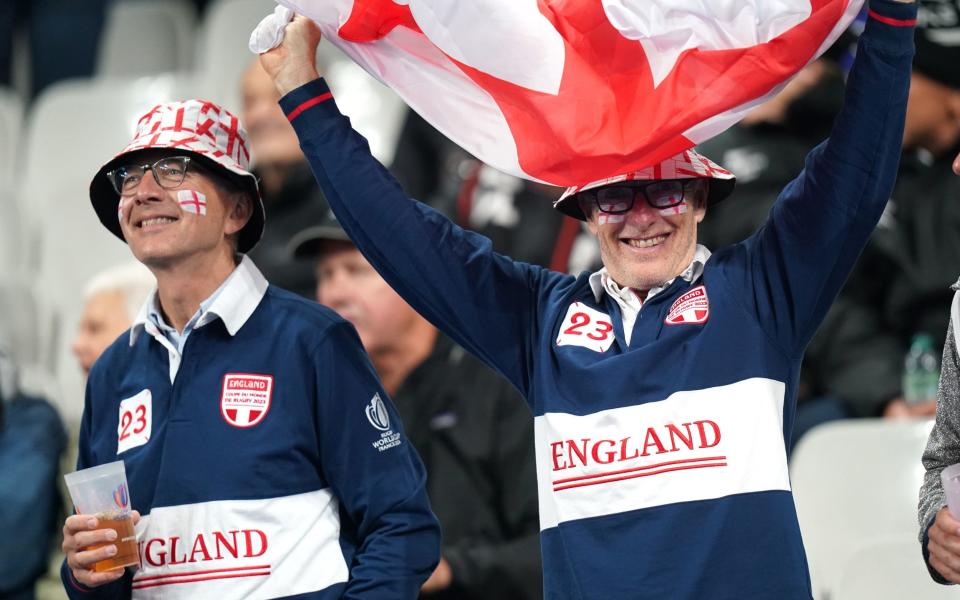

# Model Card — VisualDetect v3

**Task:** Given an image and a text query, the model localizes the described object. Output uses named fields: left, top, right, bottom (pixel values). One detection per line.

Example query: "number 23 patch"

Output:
left=117, top=389, right=152, bottom=455
left=556, top=302, right=615, bottom=353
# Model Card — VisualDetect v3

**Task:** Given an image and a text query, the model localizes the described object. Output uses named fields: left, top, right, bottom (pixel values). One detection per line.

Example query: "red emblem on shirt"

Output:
left=664, top=285, right=709, bottom=326
left=221, top=373, right=274, bottom=428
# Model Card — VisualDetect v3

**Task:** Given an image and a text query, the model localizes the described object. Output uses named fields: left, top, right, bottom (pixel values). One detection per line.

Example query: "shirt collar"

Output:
left=129, top=255, right=269, bottom=345
left=589, top=244, right=712, bottom=303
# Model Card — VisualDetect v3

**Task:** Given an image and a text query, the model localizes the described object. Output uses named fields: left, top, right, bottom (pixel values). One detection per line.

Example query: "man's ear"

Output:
left=225, top=193, right=253, bottom=236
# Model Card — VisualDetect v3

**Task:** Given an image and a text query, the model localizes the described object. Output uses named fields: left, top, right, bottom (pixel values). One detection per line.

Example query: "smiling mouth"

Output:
left=622, top=234, right=667, bottom=249
left=138, top=217, right=178, bottom=228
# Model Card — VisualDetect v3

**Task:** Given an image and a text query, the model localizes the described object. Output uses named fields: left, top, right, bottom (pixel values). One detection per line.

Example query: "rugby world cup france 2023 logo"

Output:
left=365, top=393, right=391, bottom=431
left=113, top=483, right=129, bottom=510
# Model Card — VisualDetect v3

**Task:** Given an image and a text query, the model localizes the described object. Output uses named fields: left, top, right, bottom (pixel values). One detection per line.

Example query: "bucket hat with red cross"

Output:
left=89, top=98, right=265, bottom=253
left=553, top=149, right=736, bottom=221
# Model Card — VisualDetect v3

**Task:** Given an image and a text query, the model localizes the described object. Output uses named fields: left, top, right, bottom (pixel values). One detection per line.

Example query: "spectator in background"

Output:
left=290, top=212, right=542, bottom=600
left=393, top=111, right=599, bottom=275
left=241, top=58, right=330, bottom=298
left=0, top=342, right=67, bottom=600
left=807, top=0, right=960, bottom=425
left=72, top=261, right=154, bottom=376
left=917, top=148, right=960, bottom=584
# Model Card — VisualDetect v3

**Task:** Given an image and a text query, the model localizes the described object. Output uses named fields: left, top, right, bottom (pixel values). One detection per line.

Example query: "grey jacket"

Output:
left=919, top=279, right=960, bottom=583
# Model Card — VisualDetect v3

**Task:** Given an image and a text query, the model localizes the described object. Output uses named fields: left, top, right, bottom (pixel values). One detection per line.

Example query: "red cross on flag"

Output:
left=277, top=0, right=864, bottom=186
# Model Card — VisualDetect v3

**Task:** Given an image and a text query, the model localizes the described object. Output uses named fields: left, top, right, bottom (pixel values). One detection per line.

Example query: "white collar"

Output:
left=129, top=255, right=269, bottom=345
left=588, top=244, right=712, bottom=303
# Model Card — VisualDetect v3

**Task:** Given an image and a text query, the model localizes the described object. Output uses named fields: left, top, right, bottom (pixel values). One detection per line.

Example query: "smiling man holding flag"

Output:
left=257, top=0, right=917, bottom=596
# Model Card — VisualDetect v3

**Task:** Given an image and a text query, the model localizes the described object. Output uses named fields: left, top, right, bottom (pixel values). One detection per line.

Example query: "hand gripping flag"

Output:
left=273, top=0, right=864, bottom=186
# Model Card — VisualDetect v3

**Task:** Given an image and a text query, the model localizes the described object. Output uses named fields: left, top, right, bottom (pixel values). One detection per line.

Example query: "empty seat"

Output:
left=832, top=537, right=956, bottom=600
left=791, top=419, right=934, bottom=599
left=97, top=0, right=197, bottom=77
left=0, top=87, right=23, bottom=192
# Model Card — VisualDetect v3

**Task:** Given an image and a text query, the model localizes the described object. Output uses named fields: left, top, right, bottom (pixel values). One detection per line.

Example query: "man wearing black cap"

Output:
left=59, top=99, right=439, bottom=598
left=290, top=213, right=542, bottom=599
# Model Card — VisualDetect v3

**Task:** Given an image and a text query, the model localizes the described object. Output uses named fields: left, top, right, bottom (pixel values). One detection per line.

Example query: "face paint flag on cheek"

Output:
left=658, top=201, right=689, bottom=217
left=597, top=213, right=625, bottom=225
left=177, top=190, right=207, bottom=216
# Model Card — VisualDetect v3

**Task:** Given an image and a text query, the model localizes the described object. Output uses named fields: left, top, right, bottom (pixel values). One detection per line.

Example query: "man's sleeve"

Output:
left=920, top=314, right=960, bottom=583
left=716, top=0, right=917, bottom=357
left=312, top=321, right=441, bottom=598
left=281, top=81, right=565, bottom=398
left=443, top=380, right=542, bottom=599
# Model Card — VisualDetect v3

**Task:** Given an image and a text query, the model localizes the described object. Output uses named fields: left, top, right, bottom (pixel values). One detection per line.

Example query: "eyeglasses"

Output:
left=106, top=156, right=193, bottom=196
left=579, top=179, right=699, bottom=214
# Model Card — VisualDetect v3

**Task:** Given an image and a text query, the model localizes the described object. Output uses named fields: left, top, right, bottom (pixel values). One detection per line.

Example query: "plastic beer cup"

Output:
left=64, top=461, right=139, bottom=572
left=941, top=463, right=960, bottom=520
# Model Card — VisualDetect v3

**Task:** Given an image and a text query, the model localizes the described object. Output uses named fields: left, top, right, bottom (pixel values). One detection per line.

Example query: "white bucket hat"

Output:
left=89, top=99, right=265, bottom=253
left=554, top=149, right=736, bottom=221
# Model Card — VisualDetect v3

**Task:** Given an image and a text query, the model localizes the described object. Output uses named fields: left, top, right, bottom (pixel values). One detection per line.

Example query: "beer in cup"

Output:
left=64, top=460, right=139, bottom=572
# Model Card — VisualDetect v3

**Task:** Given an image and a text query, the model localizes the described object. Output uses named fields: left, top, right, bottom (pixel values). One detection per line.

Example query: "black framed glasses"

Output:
left=580, top=179, right=698, bottom=214
left=106, top=156, right=193, bottom=195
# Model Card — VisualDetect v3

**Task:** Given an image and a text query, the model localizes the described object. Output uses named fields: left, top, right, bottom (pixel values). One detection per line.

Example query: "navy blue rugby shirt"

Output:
left=61, top=257, right=440, bottom=599
left=282, top=1, right=916, bottom=597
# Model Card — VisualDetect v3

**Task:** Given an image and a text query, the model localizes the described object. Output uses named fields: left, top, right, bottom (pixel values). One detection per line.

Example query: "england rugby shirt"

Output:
left=283, top=1, right=916, bottom=597
left=61, top=258, right=440, bottom=599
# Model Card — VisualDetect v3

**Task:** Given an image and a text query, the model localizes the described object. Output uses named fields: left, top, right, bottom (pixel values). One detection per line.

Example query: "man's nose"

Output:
left=625, top=197, right=659, bottom=224
left=132, top=170, right=165, bottom=204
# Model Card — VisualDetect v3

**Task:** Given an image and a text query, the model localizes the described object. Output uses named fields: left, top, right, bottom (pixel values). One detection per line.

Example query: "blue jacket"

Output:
left=282, top=2, right=915, bottom=597
left=0, top=395, right=66, bottom=599
left=61, top=260, right=440, bottom=599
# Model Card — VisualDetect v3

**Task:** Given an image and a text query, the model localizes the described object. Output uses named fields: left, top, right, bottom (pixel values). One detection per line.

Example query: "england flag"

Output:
left=276, top=0, right=864, bottom=186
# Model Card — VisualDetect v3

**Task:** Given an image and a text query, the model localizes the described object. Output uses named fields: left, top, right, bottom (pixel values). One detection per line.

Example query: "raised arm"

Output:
left=259, top=17, right=565, bottom=397
left=716, top=0, right=918, bottom=357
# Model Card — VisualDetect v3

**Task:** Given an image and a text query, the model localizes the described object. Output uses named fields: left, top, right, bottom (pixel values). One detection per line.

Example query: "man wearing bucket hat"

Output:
left=59, top=99, right=440, bottom=598
left=258, top=0, right=918, bottom=596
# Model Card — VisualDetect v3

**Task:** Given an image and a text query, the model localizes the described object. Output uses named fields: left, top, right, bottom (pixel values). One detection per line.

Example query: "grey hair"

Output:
left=83, top=261, right=157, bottom=322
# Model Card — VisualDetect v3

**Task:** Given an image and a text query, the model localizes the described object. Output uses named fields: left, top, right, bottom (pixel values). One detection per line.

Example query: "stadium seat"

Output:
left=19, top=74, right=198, bottom=425
left=832, top=537, right=956, bottom=600
left=791, top=418, right=934, bottom=599
left=0, top=189, right=24, bottom=276
left=0, top=87, right=23, bottom=192
left=97, top=0, right=197, bottom=78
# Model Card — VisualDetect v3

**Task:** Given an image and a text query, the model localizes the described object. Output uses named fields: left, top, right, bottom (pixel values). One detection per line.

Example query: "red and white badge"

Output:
left=221, top=373, right=274, bottom=428
left=664, top=285, right=709, bottom=326
left=556, top=302, right=615, bottom=353
left=118, top=389, right=152, bottom=455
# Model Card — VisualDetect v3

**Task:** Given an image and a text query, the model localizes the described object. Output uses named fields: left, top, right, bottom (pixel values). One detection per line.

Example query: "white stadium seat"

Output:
left=791, top=418, right=934, bottom=599
left=97, top=0, right=198, bottom=78
left=832, top=537, right=956, bottom=600
left=0, top=87, right=23, bottom=193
